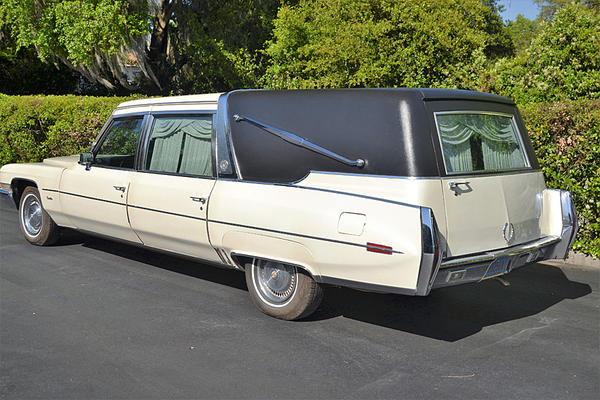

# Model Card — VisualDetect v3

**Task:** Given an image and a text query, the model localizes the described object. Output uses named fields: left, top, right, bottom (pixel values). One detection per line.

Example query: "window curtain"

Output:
left=148, top=117, right=212, bottom=175
left=179, top=118, right=212, bottom=175
left=436, top=114, right=523, bottom=172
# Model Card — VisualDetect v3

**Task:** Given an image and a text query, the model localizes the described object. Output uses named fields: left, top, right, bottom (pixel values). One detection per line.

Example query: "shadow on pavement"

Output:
left=61, top=229, right=592, bottom=342
left=62, top=229, right=248, bottom=291
left=311, top=264, right=592, bottom=341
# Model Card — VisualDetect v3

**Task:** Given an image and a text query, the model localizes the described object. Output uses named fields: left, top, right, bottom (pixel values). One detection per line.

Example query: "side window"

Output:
left=95, top=118, right=144, bottom=169
left=144, top=115, right=214, bottom=177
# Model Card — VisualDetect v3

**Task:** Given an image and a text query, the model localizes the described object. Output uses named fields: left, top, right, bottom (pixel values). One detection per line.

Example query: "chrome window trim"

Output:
left=115, top=100, right=218, bottom=110
left=223, top=99, right=243, bottom=179
left=90, top=115, right=148, bottom=171
left=433, top=110, right=531, bottom=175
left=303, top=170, right=440, bottom=180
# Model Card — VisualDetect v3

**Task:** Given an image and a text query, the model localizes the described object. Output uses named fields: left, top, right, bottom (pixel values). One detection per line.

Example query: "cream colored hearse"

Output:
left=0, top=89, right=578, bottom=320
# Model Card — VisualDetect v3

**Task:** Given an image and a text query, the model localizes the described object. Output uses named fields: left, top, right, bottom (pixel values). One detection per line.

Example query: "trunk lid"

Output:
left=431, top=110, right=544, bottom=257
left=441, top=172, right=545, bottom=257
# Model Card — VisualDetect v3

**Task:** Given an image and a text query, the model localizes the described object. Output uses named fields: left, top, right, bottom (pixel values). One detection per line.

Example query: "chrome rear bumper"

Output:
left=432, top=235, right=561, bottom=289
left=431, top=189, right=578, bottom=290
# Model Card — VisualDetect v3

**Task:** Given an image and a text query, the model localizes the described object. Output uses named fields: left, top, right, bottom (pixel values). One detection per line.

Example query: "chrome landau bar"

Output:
left=233, top=114, right=366, bottom=168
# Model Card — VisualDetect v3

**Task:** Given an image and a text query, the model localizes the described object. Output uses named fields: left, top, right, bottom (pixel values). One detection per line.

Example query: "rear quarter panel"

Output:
left=208, top=175, right=439, bottom=291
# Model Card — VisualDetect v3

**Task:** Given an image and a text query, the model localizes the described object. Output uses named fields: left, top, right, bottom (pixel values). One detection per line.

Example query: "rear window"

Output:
left=435, top=112, right=529, bottom=174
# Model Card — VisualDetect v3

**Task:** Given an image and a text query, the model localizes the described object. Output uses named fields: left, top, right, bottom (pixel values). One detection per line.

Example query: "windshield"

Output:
left=435, top=112, right=529, bottom=174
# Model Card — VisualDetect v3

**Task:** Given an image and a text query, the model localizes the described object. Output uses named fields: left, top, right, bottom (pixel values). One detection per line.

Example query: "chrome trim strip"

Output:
left=233, top=114, right=365, bottom=168
left=209, top=219, right=404, bottom=254
left=441, top=235, right=560, bottom=269
left=215, top=178, right=421, bottom=210
left=127, top=204, right=206, bottom=222
left=116, top=101, right=218, bottom=110
left=45, top=189, right=125, bottom=207
left=302, top=170, right=440, bottom=180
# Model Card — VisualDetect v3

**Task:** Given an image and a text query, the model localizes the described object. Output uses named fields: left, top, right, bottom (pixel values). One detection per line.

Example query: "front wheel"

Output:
left=19, top=186, right=60, bottom=246
left=245, top=259, right=323, bottom=320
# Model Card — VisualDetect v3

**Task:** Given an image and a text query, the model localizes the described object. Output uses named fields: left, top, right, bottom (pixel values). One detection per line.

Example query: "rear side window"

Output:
left=435, top=112, right=529, bottom=174
left=144, top=115, right=214, bottom=177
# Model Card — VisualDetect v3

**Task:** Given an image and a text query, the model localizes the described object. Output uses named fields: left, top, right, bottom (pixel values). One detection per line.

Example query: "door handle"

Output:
left=113, top=186, right=126, bottom=192
left=448, top=181, right=470, bottom=196
left=190, top=196, right=206, bottom=204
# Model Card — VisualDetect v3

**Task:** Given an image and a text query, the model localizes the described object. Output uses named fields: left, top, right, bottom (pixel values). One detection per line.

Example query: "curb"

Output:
left=543, top=251, right=600, bottom=268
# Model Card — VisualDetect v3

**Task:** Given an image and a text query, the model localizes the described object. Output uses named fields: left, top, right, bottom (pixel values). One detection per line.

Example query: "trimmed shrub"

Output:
left=0, top=94, right=597, bottom=257
left=521, top=99, right=600, bottom=258
left=0, top=95, right=137, bottom=165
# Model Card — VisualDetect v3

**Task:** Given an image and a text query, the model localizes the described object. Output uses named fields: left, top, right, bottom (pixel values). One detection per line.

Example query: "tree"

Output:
left=0, top=29, right=81, bottom=95
left=0, top=0, right=150, bottom=93
left=0, top=0, right=279, bottom=94
left=534, top=0, right=600, bottom=19
left=506, top=15, right=540, bottom=55
left=263, top=0, right=512, bottom=90
left=490, top=2, right=600, bottom=103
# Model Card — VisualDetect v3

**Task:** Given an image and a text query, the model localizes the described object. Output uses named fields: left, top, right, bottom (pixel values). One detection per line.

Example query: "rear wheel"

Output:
left=19, top=187, right=60, bottom=246
left=245, top=259, right=323, bottom=320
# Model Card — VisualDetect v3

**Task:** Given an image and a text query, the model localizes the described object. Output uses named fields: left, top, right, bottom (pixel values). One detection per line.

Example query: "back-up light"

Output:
left=366, top=242, right=393, bottom=255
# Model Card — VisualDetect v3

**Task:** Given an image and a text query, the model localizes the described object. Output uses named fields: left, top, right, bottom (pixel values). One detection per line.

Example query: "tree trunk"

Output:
left=147, top=0, right=178, bottom=93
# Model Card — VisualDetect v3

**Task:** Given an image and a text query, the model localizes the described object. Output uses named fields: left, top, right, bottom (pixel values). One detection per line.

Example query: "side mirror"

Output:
left=79, top=152, right=94, bottom=170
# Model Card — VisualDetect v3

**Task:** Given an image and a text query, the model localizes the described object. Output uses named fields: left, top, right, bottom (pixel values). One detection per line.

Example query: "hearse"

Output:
left=0, top=89, right=578, bottom=320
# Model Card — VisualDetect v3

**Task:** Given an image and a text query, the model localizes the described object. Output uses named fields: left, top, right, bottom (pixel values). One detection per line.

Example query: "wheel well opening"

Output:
left=11, top=179, right=37, bottom=209
left=230, top=254, right=316, bottom=279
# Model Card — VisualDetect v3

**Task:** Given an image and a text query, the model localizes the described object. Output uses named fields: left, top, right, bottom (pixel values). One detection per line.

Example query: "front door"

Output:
left=60, top=117, right=145, bottom=243
left=434, top=111, right=543, bottom=257
left=127, top=114, right=220, bottom=262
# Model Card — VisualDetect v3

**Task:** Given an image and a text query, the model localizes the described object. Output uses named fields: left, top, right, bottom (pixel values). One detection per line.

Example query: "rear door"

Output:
left=127, top=113, right=220, bottom=262
left=430, top=108, right=544, bottom=257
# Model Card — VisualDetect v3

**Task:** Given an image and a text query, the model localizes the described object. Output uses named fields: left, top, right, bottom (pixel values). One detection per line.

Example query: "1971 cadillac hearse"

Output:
left=0, top=89, right=578, bottom=320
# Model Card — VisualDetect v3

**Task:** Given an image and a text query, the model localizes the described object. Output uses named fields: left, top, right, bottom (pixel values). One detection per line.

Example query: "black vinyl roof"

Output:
left=219, top=88, right=529, bottom=182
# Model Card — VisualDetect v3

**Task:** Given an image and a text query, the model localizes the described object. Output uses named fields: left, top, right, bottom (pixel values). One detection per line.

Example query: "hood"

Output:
left=43, top=155, right=79, bottom=168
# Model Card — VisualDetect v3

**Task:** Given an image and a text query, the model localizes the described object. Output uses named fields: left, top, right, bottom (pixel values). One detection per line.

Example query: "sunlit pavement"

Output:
left=1, top=198, right=598, bottom=399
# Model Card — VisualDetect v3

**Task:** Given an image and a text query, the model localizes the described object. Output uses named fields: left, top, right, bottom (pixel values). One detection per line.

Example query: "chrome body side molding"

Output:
left=233, top=114, right=366, bottom=168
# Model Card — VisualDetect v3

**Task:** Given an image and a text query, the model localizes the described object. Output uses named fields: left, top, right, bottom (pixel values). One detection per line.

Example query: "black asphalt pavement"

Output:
left=1, top=198, right=598, bottom=399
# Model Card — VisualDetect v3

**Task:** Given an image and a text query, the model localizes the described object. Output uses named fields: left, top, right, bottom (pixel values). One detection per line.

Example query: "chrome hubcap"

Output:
left=253, top=260, right=297, bottom=306
left=21, top=194, right=42, bottom=237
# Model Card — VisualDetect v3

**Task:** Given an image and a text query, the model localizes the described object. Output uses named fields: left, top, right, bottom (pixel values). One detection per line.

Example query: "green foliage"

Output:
left=263, top=0, right=510, bottom=90
left=489, top=3, right=600, bottom=103
left=0, top=0, right=149, bottom=66
left=506, top=15, right=540, bottom=55
left=169, top=0, right=279, bottom=93
left=0, top=95, right=139, bottom=166
left=521, top=99, right=600, bottom=257
left=534, top=0, right=600, bottom=19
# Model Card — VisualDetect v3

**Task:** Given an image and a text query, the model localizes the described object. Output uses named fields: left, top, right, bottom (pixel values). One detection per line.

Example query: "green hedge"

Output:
left=0, top=94, right=598, bottom=257
left=0, top=95, right=137, bottom=165
left=520, top=99, right=600, bottom=258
